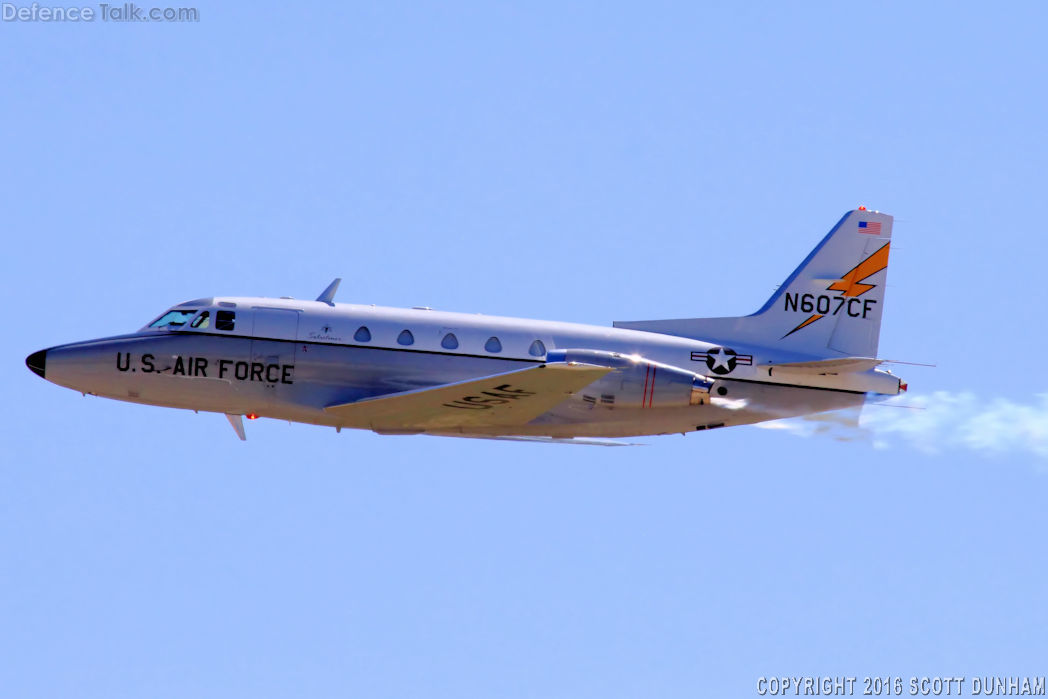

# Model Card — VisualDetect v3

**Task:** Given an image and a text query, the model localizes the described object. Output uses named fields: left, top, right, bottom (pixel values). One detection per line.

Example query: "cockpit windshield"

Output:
left=149, top=310, right=197, bottom=329
left=190, top=311, right=210, bottom=329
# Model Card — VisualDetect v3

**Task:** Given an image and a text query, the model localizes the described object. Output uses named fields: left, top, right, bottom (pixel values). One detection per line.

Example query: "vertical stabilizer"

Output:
left=614, top=209, right=894, bottom=358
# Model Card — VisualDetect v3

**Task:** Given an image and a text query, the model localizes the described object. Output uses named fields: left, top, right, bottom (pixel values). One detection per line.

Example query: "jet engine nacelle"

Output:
left=546, top=348, right=713, bottom=408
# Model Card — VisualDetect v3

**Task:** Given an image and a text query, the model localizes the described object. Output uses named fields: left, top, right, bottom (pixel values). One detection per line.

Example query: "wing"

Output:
left=324, top=363, right=612, bottom=431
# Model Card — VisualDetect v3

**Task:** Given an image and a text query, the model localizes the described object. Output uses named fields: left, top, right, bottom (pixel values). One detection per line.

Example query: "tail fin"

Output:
left=614, top=209, right=894, bottom=358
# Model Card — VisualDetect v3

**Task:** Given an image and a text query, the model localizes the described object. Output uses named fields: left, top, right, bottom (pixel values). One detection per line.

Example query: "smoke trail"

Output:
left=756, top=392, right=1048, bottom=460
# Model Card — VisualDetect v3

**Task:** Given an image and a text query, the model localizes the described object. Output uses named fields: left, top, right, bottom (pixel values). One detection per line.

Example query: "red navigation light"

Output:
left=899, top=383, right=908, bottom=393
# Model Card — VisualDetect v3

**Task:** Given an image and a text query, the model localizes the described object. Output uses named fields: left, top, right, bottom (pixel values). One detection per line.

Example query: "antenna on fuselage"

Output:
left=225, top=413, right=247, bottom=441
left=316, top=278, right=341, bottom=306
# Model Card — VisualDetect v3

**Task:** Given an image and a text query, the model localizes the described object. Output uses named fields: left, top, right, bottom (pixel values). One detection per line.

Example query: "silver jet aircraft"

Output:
left=26, top=209, right=906, bottom=443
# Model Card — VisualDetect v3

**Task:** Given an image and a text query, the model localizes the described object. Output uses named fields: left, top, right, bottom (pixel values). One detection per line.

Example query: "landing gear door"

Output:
left=251, top=308, right=300, bottom=396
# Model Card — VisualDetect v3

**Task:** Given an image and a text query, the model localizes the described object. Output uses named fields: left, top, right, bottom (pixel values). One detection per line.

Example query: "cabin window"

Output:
left=397, top=329, right=414, bottom=346
left=354, top=326, right=371, bottom=342
left=190, top=311, right=211, bottom=329
left=484, top=336, right=502, bottom=353
left=216, top=310, right=236, bottom=331
left=441, top=333, right=459, bottom=350
left=150, top=310, right=196, bottom=328
left=529, top=339, right=546, bottom=357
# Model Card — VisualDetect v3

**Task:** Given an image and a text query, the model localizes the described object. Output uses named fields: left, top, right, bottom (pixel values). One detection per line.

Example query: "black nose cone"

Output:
left=26, top=350, right=46, bottom=379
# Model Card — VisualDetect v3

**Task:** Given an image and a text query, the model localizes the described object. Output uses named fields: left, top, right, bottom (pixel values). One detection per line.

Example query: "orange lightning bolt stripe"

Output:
left=781, top=242, right=891, bottom=339
left=827, top=242, right=891, bottom=297
left=783, top=313, right=823, bottom=338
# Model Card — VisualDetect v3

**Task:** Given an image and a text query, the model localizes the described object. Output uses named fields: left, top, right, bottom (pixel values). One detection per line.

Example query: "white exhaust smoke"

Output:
left=756, top=392, right=1048, bottom=460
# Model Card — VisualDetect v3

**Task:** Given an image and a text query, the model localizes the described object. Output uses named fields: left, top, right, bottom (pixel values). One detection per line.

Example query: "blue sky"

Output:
left=2, top=2, right=1047, bottom=697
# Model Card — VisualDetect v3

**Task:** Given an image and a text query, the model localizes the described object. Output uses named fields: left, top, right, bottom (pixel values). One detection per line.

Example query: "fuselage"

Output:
left=27, top=296, right=880, bottom=438
left=26, top=210, right=907, bottom=440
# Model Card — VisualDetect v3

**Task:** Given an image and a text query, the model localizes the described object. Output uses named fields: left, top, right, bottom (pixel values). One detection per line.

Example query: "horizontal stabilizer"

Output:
left=325, top=363, right=612, bottom=431
left=764, top=357, right=884, bottom=375
left=760, top=356, right=901, bottom=394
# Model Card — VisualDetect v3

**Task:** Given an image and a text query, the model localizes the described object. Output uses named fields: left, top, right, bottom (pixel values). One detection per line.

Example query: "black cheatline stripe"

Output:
left=175, top=331, right=862, bottom=393
left=170, top=330, right=542, bottom=364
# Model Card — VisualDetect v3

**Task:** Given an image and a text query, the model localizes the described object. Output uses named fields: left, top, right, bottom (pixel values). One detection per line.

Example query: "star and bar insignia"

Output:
left=690, top=346, right=753, bottom=375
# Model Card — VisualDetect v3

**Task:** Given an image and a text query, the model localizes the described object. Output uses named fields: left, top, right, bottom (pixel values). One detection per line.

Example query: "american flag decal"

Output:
left=858, top=220, right=882, bottom=235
